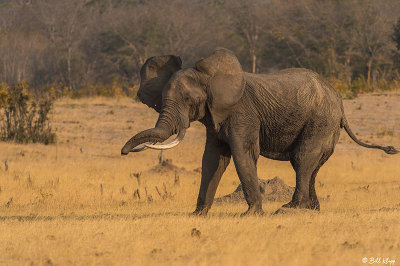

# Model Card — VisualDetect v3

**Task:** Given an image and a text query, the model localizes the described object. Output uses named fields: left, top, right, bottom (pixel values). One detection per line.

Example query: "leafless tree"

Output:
left=0, top=0, right=399, bottom=93
left=30, top=0, right=95, bottom=90
left=225, top=0, right=271, bottom=73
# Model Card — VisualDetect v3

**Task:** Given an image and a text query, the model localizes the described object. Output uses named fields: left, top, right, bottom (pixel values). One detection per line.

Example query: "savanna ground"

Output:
left=0, top=93, right=399, bottom=266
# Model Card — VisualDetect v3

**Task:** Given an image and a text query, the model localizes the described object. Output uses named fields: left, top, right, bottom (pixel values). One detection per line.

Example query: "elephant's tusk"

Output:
left=144, top=129, right=186, bottom=150
left=144, top=137, right=180, bottom=150
left=130, top=142, right=154, bottom=152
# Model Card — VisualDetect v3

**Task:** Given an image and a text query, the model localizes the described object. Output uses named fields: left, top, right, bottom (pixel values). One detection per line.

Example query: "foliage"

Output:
left=0, top=0, right=399, bottom=98
left=0, top=82, right=56, bottom=144
left=328, top=75, right=400, bottom=99
left=45, top=79, right=140, bottom=99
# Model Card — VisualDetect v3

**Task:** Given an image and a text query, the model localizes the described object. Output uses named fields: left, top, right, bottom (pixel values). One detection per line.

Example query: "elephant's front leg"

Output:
left=230, top=132, right=264, bottom=216
left=193, top=131, right=231, bottom=216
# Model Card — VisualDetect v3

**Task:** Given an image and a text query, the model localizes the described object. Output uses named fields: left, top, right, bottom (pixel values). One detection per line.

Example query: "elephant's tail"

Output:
left=341, top=117, right=398, bottom=154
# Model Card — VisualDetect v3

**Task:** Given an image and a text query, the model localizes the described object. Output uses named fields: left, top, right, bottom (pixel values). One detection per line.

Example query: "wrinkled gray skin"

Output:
left=121, top=48, right=398, bottom=216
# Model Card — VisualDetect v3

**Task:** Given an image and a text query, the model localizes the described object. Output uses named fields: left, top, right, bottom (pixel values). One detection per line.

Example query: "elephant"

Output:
left=121, top=48, right=398, bottom=216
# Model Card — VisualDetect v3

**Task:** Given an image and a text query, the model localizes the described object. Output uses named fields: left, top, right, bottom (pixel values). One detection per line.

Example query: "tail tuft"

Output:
left=383, top=146, right=399, bottom=155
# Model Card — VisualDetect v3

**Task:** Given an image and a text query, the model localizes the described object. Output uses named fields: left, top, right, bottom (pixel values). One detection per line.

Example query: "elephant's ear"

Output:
left=137, top=55, right=182, bottom=113
left=195, top=48, right=244, bottom=131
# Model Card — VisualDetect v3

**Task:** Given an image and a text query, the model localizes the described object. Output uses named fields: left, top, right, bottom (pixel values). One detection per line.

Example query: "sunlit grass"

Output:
left=0, top=95, right=399, bottom=265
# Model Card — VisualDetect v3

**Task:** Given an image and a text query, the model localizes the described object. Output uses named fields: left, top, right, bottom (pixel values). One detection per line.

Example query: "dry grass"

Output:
left=0, top=94, right=399, bottom=265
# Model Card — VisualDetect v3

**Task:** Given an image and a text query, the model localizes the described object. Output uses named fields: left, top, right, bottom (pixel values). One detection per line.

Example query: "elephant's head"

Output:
left=121, top=48, right=244, bottom=155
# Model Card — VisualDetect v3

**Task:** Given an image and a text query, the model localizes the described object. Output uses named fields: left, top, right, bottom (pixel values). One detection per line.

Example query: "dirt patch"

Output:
left=215, top=176, right=294, bottom=203
left=143, top=159, right=195, bottom=178
left=147, top=159, right=184, bottom=174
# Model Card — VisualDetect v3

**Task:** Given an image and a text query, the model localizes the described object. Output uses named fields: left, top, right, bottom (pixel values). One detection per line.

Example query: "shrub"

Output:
left=329, top=75, right=400, bottom=99
left=0, top=82, right=56, bottom=144
left=61, top=78, right=140, bottom=100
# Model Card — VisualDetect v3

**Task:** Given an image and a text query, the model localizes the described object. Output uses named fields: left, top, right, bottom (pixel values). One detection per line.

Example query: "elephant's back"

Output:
left=244, top=69, right=342, bottom=114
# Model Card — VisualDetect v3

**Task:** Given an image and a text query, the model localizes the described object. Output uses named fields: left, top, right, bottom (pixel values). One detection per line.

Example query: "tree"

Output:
left=225, top=0, right=271, bottom=73
left=99, top=0, right=227, bottom=83
left=31, top=0, right=96, bottom=90
left=394, top=18, right=400, bottom=51
left=349, top=3, right=396, bottom=86
left=392, top=17, right=400, bottom=72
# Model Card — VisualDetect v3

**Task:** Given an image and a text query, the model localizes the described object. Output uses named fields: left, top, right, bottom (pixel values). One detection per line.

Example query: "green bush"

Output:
left=0, top=83, right=56, bottom=144
left=329, top=75, right=399, bottom=99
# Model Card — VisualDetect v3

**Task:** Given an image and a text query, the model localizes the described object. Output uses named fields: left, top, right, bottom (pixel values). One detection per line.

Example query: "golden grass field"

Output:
left=0, top=93, right=399, bottom=265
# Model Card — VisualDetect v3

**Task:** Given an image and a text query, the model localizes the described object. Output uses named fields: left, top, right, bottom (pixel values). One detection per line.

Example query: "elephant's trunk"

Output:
left=144, top=129, right=186, bottom=150
left=121, top=126, right=172, bottom=155
left=121, top=101, right=189, bottom=155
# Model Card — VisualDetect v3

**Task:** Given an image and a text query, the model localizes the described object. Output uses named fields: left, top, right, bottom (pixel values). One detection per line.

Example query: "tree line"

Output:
left=1, top=0, right=400, bottom=97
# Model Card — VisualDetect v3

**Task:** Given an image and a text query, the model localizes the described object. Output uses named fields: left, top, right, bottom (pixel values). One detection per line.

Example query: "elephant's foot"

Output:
left=240, top=204, right=264, bottom=217
left=274, top=198, right=319, bottom=214
left=191, top=206, right=210, bottom=217
left=282, top=200, right=320, bottom=210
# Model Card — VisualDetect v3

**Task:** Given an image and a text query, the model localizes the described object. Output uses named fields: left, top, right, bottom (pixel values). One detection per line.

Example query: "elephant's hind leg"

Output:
left=308, top=150, right=334, bottom=210
left=280, top=135, right=336, bottom=211
left=282, top=153, right=324, bottom=210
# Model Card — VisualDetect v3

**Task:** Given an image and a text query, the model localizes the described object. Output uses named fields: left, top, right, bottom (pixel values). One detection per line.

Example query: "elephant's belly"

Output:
left=258, top=115, right=304, bottom=159
left=260, top=151, right=290, bottom=161
left=259, top=133, right=297, bottom=161
left=259, top=132, right=297, bottom=156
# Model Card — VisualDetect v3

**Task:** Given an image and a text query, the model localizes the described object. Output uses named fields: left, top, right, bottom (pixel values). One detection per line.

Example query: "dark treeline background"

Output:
left=1, top=0, right=400, bottom=97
